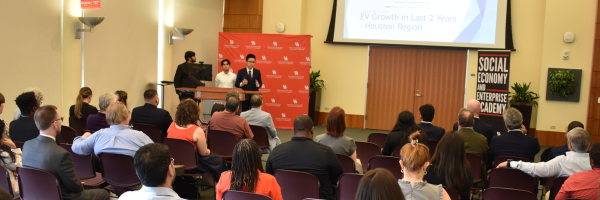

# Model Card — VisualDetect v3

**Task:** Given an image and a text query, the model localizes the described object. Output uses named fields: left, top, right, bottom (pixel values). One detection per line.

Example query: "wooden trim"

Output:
left=316, top=111, right=364, bottom=129
left=536, top=130, right=567, bottom=147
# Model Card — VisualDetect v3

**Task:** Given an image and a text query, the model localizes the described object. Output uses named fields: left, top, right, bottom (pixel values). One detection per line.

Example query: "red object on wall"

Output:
left=81, top=0, right=101, bottom=9
left=218, top=32, right=311, bottom=129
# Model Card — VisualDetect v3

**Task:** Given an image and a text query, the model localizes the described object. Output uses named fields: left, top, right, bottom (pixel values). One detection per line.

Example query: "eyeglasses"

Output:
left=55, top=117, right=63, bottom=122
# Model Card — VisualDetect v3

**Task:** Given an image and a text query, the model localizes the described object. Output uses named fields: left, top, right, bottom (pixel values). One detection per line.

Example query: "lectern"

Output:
left=175, top=87, right=269, bottom=113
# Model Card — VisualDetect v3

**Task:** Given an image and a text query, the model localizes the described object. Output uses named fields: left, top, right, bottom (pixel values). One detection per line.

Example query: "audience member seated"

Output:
left=0, top=121, right=22, bottom=198
left=398, top=132, right=451, bottom=200
left=12, top=87, right=44, bottom=121
left=9, top=92, right=40, bottom=142
left=356, top=168, right=405, bottom=200
left=418, top=104, right=445, bottom=141
left=488, top=108, right=540, bottom=166
left=547, top=121, right=585, bottom=161
left=115, top=90, right=128, bottom=107
left=210, top=90, right=240, bottom=116
left=241, top=95, right=281, bottom=153
left=556, top=142, right=600, bottom=200
left=167, top=99, right=227, bottom=182
left=453, top=99, right=495, bottom=145
left=86, top=93, right=117, bottom=132
left=382, top=110, right=427, bottom=156
left=315, top=106, right=362, bottom=173
left=69, top=87, right=98, bottom=119
left=23, top=105, right=109, bottom=200
left=457, top=108, right=488, bottom=170
left=72, top=102, right=153, bottom=158
left=425, top=131, right=473, bottom=200
left=266, top=115, right=343, bottom=200
left=131, top=89, right=173, bottom=136
left=216, top=139, right=283, bottom=200
left=497, top=127, right=592, bottom=178
left=0, top=93, right=8, bottom=137
left=209, top=96, right=253, bottom=140
left=119, top=143, right=185, bottom=200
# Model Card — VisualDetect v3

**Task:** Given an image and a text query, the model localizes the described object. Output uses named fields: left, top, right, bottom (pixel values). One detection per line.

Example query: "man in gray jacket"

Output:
left=240, top=94, right=281, bottom=152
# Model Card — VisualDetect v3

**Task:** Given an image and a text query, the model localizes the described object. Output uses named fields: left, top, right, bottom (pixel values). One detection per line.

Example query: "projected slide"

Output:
left=343, top=0, right=498, bottom=44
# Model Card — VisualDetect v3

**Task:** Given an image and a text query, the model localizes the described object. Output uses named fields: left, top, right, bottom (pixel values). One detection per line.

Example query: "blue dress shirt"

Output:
left=71, top=125, right=154, bottom=157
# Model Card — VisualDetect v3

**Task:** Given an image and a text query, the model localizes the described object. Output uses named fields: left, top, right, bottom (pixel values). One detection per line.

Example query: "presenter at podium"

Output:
left=174, top=51, right=205, bottom=102
left=235, top=54, right=262, bottom=112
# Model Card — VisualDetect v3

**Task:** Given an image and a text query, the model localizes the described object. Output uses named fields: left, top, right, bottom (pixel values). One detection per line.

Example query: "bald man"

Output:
left=453, top=99, right=495, bottom=145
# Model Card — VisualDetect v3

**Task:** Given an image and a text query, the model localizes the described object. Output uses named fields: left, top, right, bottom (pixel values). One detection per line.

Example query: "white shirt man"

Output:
left=215, top=59, right=236, bottom=88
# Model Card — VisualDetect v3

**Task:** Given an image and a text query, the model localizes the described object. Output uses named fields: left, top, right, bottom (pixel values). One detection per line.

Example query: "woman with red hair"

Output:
left=315, top=106, right=362, bottom=173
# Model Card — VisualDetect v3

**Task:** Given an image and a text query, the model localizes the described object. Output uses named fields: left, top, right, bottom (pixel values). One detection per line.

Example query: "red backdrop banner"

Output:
left=81, top=0, right=101, bottom=9
left=218, top=32, right=311, bottom=129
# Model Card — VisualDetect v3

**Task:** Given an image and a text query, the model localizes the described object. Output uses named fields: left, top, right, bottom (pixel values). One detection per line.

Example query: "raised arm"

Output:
left=71, top=132, right=97, bottom=155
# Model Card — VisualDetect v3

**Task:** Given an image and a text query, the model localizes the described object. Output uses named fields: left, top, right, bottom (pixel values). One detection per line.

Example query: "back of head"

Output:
left=115, top=90, right=128, bottom=106
left=225, top=96, right=240, bottom=112
left=184, top=51, right=195, bottom=61
left=430, top=131, right=470, bottom=192
left=144, top=89, right=158, bottom=102
left=457, top=108, right=474, bottom=127
left=293, top=115, right=313, bottom=134
left=400, top=132, right=430, bottom=172
left=568, top=121, right=584, bottom=131
left=75, top=87, right=93, bottom=118
left=134, top=143, right=171, bottom=187
left=567, top=127, right=591, bottom=153
left=503, top=107, right=523, bottom=129
left=230, top=139, right=263, bottom=193
left=225, top=90, right=240, bottom=100
left=466, top=99, right=481, bottom=115
left=24, top=87, right=44, bottom=105
left=355, top=168, right=405, bottom=200
left=175, top=99, right=199, bottom=127
left=99, top=93, right=117, bottom=111
left=590, top=143, right=600, bottom=168
left=34, top=105, right=58, bottom=131
left=0, top=92, right=4, bottom=104
left=106, top=102, right=129, bottom=125
left=15, top=92, right=38, bottom=114
left=326, top=106, right=346, bottom=137
left=391, top=111, right=417, bottom=132
left=419, top=104, right=435, bottom=122
left=250, top=94, right=262, bottom=108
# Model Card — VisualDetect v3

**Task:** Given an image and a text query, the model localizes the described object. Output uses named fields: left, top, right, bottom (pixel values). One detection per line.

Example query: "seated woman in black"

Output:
left=69, top=87, right=98, bottom=119
left=382, top=110, right=428, bottom=156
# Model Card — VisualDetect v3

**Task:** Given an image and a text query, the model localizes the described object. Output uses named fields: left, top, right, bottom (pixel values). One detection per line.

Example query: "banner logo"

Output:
left=295, top=42, right=300, bottom=47
left=273, top=41, right=278, bottom=46
left=288, top=99, right=303, bottom=107
left=281, top=113, right=286, bottom=117
left=294, top=71, right=299, bottom=75
left=284, top=56, right=289, bottom=61
left=305, top=85, right=309, bottom=90
left=277, top=85, right=293, bottom=93
left=246, top=40, right=261, bottom=49
left=268, top=41, right=283, bottom=50
left=230, top=40, right=234, bottom=44
left=219, top=54, right=223, bottom=58
left=264, top=97, right=280, bottom=107
left=272, top=70, right=277, bottom=74
left=283, top=85, right=287, bottom=89
left=299, top=85, right=310, bottom=94
left=257, top=55, right=271, bottom=64
left=300, top=57, right=311, bottom=65
left=267, top=70, right=281, bottom=78
left=262, top=84, right=266, bottom=88
left=289, top=70, right=305, bottom=79
left=306, top=57, right=310, bottom=61
left=262, top=55, right=267, bottom=60
left=289, top=41, right=306, bottom=50
left=293, top=99, right=297, bottom=104
left=271, top=98, right=276, bottom=103
left=240, top=55, right=244, bottom=59
left=251, top=41, right=256, bottom=45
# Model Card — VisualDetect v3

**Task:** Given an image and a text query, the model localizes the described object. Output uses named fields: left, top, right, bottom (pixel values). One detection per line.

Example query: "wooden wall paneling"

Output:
left=588, top=0, right=600, bottom=143
left=316, top=112, right=364, bottom=129
left=224, top=15, right=249, bottom=28
left=588, top=118, right=600, bottom=136
left=228, top=0, right=249, bottom=14
left=224, top=0, right=262, bottom=33
left=536, top=130, right=568, bottom=147
left=592, top=72, right=600, bottom=87
left=413, top=48, right=467, bottom=131
left=593, top=40, right=600, bottom=71
left=589, top=88, right=600, bottom=119
left=365, top=47, right=418, bottom=130
left=249, top=15, right=263, bottom=29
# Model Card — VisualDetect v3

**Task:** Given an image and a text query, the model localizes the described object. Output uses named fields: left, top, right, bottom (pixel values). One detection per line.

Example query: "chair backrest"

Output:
left=98, top=153, right=140, bottom=187
left=337, top=174, right=363, bottom=200
left=367, top=133, right=387, bottom=148
left=465, top=153, right=483, bottom=184
left=427, top=140, right=439, bottom=157
left=69, top=116, right=87, bottom=136
left=541, top=147, right=552, bottom=162
left=443, top=186, right=461, bottom=200
left=59, top=144, right=96, bottom=180
left=17, top=167, right=63, bottom=200
left=14, top=142, right=24, bottom=150
left=491, top=156, right=532, bottom=168
left=132, top=123, right=163, bottom=143
left=163, top=138, right=199, bottom=170
left=274, top=169, right=320, bottom=200
left=249, top=125, right=270, bottom=149
left=223, top=190, right=274, bottom=200
left=549, top=176, right=569, bottom=200
left=355, top=141, right=381, bottom=173
left=367, top=156, right=402, bottom=179
left=57, top=126, right=77, bottom=144
left=0, top=166, right=13, bottom=197
left=207, top=130, right=238, bottom=159
left=480, top=187, right=537, bottom=200
left=487, top=168, right=537, bottom=193
left=335, top=154, right=355, bottom=174
left=391, top=147, right=401, bottom=157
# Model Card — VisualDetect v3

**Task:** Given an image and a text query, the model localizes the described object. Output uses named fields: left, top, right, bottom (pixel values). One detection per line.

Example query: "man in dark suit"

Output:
left=9, top=92, right=40, bottom=142
left=131, top=89, right=173, bottom=137
left=174, top=51, right=204, bottom=102
left=453, top=99, right=495, bottom=145
left=22, top=105, right=109, bottom=200
left=488, top=107, right=540, bottom=167
left=417, top=104, right=445, bottom=141
left=235, top=54, right=262, bottom=112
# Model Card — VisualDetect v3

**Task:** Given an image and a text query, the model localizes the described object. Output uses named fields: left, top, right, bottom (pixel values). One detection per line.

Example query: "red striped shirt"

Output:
left=556, top=168, right=600, bottom=200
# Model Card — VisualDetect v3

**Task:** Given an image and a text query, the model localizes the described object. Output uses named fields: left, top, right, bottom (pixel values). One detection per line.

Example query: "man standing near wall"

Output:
left=174, top=51, right=205, bottom=102
left=235, top=54, right=262, bottom=111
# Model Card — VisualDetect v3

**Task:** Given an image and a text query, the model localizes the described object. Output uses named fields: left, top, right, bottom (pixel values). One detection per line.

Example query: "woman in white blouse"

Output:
left=0, top=122, right=22, bottom=198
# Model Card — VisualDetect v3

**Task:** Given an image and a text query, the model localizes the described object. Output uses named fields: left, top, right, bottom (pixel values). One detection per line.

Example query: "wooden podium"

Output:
left=175, top=87, right=269, bottom=113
